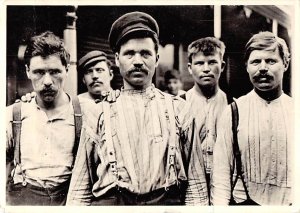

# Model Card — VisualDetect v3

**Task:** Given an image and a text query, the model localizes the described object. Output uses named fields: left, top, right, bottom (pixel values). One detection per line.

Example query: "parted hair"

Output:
left=24, top=31, right=70, bottom=67
left=244, top=31, right=290, bottom=65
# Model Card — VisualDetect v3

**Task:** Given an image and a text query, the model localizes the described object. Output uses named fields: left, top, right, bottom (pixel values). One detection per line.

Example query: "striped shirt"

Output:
left=183, top=86, right=228, bottom=174
left=211, top=90, right=292, bottom=205
left=67, top=85, right=208, bottom=205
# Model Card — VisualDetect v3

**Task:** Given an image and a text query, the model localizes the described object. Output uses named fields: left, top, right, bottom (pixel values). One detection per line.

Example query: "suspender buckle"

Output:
left=109, top=161, right=117, bottom=175
left=169, top=155, right=174, bottom=165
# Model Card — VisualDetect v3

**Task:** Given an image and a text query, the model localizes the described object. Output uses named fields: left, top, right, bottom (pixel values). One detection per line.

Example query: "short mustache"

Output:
left=89, top=81, right=103, bottom=87
left=128, top=68, right=149, bottom=75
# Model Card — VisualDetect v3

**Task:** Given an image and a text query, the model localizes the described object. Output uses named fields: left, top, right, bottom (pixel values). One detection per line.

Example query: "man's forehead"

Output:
left=248, top=48, right=280, bottom=58
left=29, top=55, right=64, bottom=69
left=192, top=51, right=222, bottom=60
left=120, top=37, right=156, bottom=50
left=88, top=60, right=109, bottom=69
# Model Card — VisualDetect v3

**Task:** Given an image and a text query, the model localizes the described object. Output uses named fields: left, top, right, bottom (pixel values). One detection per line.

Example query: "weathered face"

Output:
left=83, top=61, right=113, bottom=95
left=246, top=48, right=288, bottom=92
left=166, top=78, right=182, bottom=96
left=115, top=37, right=159, bottom=90
left=26, top=55, right=68, bottom=104
left=188, top=51, right=225, bottom=88
left=188, top=52, right=225, bottom=87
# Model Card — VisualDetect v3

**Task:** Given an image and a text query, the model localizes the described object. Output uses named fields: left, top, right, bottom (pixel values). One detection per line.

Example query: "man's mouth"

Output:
left=90, top=81, right=103, bottom=87
left=200, top=74, right=214, bottom=79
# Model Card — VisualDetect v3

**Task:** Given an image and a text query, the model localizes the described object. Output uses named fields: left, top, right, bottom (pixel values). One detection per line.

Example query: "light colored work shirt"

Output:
left=184, top=86, right=228, bottom=174
left=211, top=90, right=292, bottom=205
left=67, top=85, right=208, bottom=205
left=6, top=98, right=76, bottom=188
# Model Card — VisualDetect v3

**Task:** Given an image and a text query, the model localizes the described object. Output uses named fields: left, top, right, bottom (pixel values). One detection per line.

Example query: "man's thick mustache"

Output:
left=89, top=81, right=103, bottom=87
left=41, top=88, right=56, bottom=94
left=253, top=74, right=273, bottom=80
left=128, top=68, right=149, bottom=75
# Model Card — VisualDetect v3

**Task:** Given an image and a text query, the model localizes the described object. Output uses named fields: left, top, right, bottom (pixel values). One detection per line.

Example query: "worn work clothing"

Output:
left=184, top=86, right=228, bottom=175
left=6, top=99, right=76, bottom=188
left=7, top=180, right=70, bottom=206
left=67, top=86, right=208, bottom=205
left=211, top=90, right=292, bottom=205
left=6, top=96, right=95, bottom=205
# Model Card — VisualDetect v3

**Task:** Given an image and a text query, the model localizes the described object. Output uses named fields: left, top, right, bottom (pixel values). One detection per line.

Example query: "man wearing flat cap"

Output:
left=67, top=11, right=208, bottom=205
left=77, top=50, right=114, bottom=103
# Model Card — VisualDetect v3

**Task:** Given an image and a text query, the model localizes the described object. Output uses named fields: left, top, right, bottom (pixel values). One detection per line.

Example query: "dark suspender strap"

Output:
left=230, top=101, right=250, bottom=200
left=183, top=118, right=195, bottom=175
left=71, top=96, right=82, bottom=166
left=12, top=102, right=22, bottom=165
left=226, top=93, right=234, bottom=105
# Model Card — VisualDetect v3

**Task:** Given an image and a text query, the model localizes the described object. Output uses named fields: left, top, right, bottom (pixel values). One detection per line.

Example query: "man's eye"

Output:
left=250, top=60, right=260, bottom=65
left=209, top=61, right=217, bottom=65
left=267, top=59, right=276, bottom=65
left=33, top=70, right=45, bottom=75
left=195, top=62, right=204, bottom=66
left=50, top=70, right=61, bottom=75
left=95, top=68, right=104, bottom=73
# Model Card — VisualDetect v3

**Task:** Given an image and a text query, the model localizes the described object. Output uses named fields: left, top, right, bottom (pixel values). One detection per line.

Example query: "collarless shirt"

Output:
left=184, top=86, right=228, bottom=174
left=67, top=86, right=209, bottom=205
left=6, top=98, right=76, bottom=188
left=212, top=90, right=293, bottom=205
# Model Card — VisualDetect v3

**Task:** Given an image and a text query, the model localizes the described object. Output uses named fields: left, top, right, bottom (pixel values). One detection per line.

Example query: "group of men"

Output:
left=6, top=11, right=292, bottom=206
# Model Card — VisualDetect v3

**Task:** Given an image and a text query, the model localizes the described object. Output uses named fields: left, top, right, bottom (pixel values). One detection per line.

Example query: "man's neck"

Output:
left=194, top=83, right=218, bottom=99
left=254, top=86, right=282, bottom=102
left=123, top=81, right=152, bottom=91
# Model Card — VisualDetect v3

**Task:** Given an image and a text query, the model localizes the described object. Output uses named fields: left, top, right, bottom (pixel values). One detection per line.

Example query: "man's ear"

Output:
left=188, top=63, right=192, bottom=75
left=82, top=77, right=86, bottom=85
left=283, top=60, right=290, bottom=72
left=221, top=61, right=226, bottom=72
left=115, top=53, right=120, bottom=67
left=25, top=64, right=30, bottom=78
left=109, top=69, right=114, bottom=80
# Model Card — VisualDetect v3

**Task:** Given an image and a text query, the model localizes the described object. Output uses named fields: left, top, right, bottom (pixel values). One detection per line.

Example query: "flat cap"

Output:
left=78, top=50, right=108, bottom=73
left=108, top=11, right=159, bottom=52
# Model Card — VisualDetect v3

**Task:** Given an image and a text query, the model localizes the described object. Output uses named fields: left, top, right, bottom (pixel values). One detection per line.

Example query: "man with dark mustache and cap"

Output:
left=211, top=31, right=293, bottom=205
left=77, top=50, right=114, bottom=103
left=67, top=11, right=209, bottom=205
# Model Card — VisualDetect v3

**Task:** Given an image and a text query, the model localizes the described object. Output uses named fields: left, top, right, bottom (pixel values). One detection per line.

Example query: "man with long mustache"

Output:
left=211, top=31, right=292, bottom=205
left=77, top=50, right=114, bottom=103
left=67, top=11, right=208, bottom=205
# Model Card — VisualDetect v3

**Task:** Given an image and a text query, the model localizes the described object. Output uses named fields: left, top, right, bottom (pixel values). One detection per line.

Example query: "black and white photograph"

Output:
left=1, top=1, right=299, bottom=212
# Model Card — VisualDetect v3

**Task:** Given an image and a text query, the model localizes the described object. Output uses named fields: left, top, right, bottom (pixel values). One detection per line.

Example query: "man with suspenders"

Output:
left=6, top=31, right=86, bottom=205
left=66, top=11, right=209, bottom=205
left=212, top=32, right=292, bottom=205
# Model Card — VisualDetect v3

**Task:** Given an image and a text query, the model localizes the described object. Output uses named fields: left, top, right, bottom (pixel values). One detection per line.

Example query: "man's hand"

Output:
left=15, top=92, right=36, bottom=103
left=102, top=90, right=120, bottom=103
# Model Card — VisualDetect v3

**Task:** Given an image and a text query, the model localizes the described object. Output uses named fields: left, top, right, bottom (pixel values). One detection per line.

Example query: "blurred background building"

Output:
left=6, top=5, right=292, bottom=105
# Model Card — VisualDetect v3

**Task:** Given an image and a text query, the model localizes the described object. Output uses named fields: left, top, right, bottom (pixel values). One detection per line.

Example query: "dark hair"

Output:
left=244, top=31, right=290, bottom=65
left=115, top=30, right=159, bottom=53
left=24, top=31, right=70, bottom=67
left=188, top=37, right=226, bottom=63
left=164, top=69, right=181, bottom=83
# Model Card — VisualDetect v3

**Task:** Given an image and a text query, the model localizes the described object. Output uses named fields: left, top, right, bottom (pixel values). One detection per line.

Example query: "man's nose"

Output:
left=203, top=62, right=210, bottom=72
left=259, top=60, right=268, bottom=73
left=133, top=54, right=143, bottom=68
left=92, top=70, right=99, bottom=79
left=43, top=73, right=53, bottom=86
